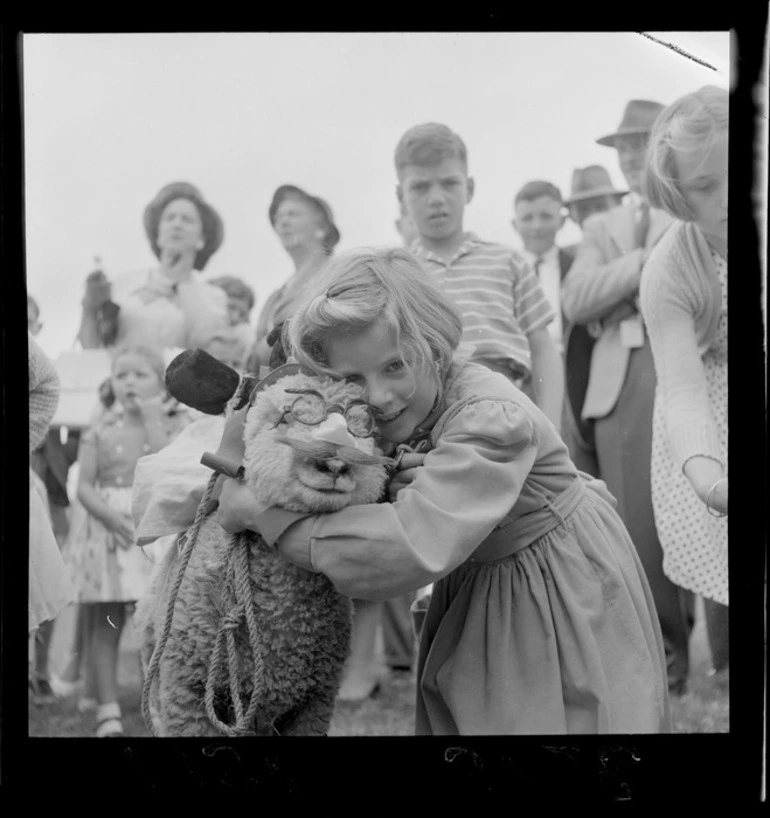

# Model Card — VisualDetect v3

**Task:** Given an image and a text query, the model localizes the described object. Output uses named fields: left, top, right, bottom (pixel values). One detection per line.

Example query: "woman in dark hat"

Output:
left=248, top=184, right=340, bottom=372
left=77, top=181, right=229, bottom=352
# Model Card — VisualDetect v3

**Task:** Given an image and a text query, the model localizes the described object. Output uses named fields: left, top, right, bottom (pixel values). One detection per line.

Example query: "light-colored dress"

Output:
left=650, top=249, right=728, bottom=604
left=29, top=333, right=75, bottom=631
left=66, top=407, right=187, bottom=603
left=29, top=469, right=75, bottom=632
left=254, top=353, right=671, bottom=735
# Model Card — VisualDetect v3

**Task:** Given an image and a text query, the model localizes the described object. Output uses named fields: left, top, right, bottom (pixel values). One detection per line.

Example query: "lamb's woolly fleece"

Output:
left=135, top=371, right=388, bottom=736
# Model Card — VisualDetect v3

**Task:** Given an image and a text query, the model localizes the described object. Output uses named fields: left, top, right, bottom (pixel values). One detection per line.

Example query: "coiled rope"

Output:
left=141, top=472, right=264, bottom=737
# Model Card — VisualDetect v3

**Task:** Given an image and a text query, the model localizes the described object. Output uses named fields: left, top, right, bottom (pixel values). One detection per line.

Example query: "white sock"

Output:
left=96, top=702, right=122, bottom=722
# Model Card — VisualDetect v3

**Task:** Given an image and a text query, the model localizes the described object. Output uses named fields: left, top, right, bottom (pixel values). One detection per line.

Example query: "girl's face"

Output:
left=325, top=321, right=438, bottom=445
left=111, top=353, right=162, bottom=411
left=676, top=131, right=728, bottom=242
left=157, top=197, right=205, bottom=258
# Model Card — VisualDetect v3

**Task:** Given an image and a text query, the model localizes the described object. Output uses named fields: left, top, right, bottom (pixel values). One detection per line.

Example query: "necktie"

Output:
left=635, top=200, right=651, bottom=249
left=534, top=256, right=544, bottom=276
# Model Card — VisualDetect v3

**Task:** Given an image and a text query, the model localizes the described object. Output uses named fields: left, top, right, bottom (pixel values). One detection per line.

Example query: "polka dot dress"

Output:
left=65, top=411, right=160, bottom=603
left=650, top=249, right=727, bottom=605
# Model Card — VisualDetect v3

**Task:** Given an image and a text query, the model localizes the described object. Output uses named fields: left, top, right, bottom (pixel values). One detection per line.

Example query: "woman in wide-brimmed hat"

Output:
left=248, top=184, right=341, bottom=373
left=77, top=181, right=229, bottom=352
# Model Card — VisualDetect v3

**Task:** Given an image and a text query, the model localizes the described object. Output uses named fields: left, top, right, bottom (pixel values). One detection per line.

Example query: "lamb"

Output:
left=134, top=350, right=391, bottom=737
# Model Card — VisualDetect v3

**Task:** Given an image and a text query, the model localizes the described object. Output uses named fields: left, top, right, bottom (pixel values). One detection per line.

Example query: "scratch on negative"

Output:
left=637, top=32, right=718, bottom=73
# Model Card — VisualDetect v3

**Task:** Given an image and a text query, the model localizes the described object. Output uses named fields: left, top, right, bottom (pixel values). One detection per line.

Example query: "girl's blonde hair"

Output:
left=284, top=247, right=463, bottom=394
left=110, top=343, right=166, bottom=384
left=644, top=85, right=729, bottom=221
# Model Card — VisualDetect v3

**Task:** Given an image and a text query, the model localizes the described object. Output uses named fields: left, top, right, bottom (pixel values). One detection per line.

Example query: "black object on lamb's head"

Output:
left=165, top=348, right=256, bottom=415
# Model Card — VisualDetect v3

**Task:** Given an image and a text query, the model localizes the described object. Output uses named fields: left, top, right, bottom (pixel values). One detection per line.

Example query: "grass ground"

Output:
left=28, top=598, right=727, bottom=737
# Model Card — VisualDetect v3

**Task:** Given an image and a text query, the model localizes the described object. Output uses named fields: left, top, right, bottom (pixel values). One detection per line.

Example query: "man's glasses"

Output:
left=276, top=388, right=377, bottom=438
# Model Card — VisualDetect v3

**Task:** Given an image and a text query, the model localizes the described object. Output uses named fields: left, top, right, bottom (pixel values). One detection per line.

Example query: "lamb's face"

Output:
left=242, top=372, right=389, bottom=514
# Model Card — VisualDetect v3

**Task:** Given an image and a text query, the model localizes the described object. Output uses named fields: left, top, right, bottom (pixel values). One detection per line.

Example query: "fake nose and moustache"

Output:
left=278, top=413, right=395, bottom=467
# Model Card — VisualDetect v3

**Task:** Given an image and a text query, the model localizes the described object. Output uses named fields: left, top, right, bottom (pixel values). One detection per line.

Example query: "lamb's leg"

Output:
left=278, top=687, right=337, bottom=737
left=156, top=653, right=223, bottom=738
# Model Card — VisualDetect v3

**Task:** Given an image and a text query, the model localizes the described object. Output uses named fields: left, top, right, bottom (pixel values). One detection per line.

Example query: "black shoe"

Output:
left=29, top=675, right=57, bottom=705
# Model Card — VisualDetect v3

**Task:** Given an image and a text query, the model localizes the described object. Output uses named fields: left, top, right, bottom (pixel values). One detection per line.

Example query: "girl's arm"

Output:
left=29, top=335, right=60, bottom=453
left=219, top=398, right=540, bottom=601
left=527, top=326, right=564, bottom=433
left=76, top=435, right=133, bottom=543
left=639, top=239, right=725, bottom=510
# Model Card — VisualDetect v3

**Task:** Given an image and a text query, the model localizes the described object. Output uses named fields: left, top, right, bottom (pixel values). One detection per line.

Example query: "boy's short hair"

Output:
left=514, top=180, right=564, bottom=207
left=644, top=85, right=728, bottom=221
left=208, top=275, right=255, bottom=311
left=394, top=123, right=468, bottom=176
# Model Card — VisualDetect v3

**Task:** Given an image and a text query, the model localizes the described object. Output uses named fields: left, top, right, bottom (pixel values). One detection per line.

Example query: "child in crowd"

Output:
left=67, top=343, right=187, bottom=736
left=510, top=180, right=573, bottom=355
left=201, top=327, right=250, bottom=372
left=29, top=333, right=75, bottom=644
left=640, top=86, right=729, bottom=680
left=208, top=275, right=256, bottom=355
left=395, top=123, right=564, bottom=433
left=208, top=247, right=671, bottom=735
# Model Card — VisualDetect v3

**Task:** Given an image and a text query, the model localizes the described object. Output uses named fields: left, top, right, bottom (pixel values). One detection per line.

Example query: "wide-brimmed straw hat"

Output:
left=143, top=181, right=224, bottom=271
left=596, top=99, right=665, bottom=147
left=564, top=166, right=628, bottom=205
left=269, top=184, right=341, bottom=249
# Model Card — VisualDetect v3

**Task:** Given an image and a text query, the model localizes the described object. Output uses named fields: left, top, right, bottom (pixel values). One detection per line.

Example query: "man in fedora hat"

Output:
left=565, top=165, right=628, bottom=232
left=561, top=100, right=694, bottom=695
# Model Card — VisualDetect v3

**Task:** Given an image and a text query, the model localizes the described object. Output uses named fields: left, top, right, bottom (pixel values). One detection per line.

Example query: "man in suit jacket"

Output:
left=561, top=100, right=693, bottom=695
left=561, top=166, right=629, bottom=477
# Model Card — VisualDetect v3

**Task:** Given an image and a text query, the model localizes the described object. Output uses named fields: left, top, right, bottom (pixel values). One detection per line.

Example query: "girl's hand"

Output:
left=216, top=478, right=267, bottom=534
left=388, top=452, right=426, bottom=502
left=106, top=512, right=134, bottom=548
left=134, top=394, right=167, bottom=425
left=159, top=246, right=195, bottom=285
left=705, top=477, right=728, bottom=516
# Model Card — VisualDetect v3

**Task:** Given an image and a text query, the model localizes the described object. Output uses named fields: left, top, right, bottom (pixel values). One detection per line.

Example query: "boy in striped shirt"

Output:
left=394, top=123, right=565, bottom=431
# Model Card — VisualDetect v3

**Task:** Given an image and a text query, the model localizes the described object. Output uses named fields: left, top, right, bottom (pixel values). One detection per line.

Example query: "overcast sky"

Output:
left=23, top=31, right=732, bottom=359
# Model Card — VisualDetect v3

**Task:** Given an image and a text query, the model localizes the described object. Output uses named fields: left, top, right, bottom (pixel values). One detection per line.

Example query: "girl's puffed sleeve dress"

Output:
left=260, top=357, right=671, bottom=735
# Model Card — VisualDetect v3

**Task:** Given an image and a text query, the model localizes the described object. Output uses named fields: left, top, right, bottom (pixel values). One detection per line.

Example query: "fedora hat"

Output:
left=596, top=99, right=665, bottom=147
left=564, top=166, right=628, bottom=205
left=269, top=184, right=341, bottom=249
left=144, top=182, right=224, bottom=271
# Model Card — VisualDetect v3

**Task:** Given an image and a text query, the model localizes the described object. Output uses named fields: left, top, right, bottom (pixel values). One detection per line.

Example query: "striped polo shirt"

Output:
left=411, top=233, right=554, bottom=379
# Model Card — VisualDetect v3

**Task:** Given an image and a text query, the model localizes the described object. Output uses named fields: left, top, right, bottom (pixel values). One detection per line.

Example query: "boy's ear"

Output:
left=395, top=183, right=404, bottom=205
left=466, top=176, right=475, bottom=204
left=510, top=217, right=520, bottom=236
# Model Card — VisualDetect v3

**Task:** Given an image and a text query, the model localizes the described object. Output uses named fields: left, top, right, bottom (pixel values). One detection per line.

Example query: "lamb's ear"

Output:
left=165, top=348, right=240, bottom=415
left=267, top=321, right=289, bottom=369
left=232, top=373, right=259, bottom=411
